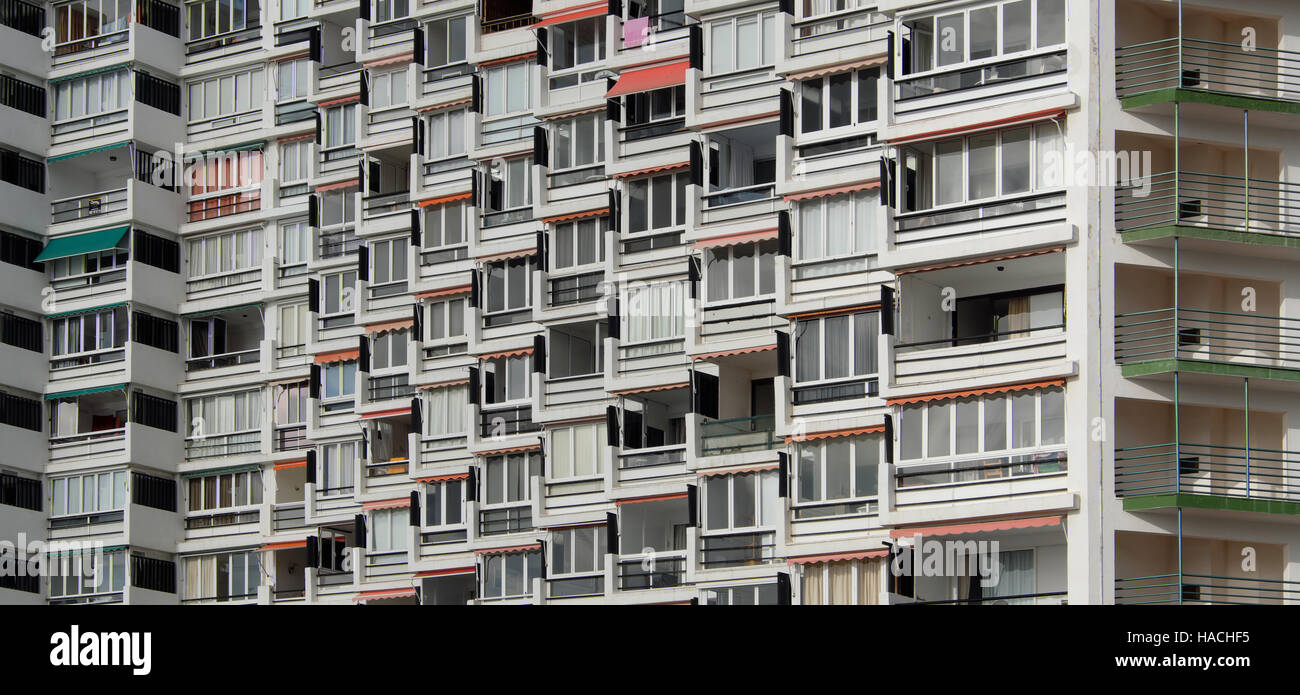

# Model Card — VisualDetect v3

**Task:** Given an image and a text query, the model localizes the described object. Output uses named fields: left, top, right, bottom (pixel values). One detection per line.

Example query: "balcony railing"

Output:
left=1115, top=307, right=1300, bottom=372
left=50, top=187, right=128, bottom=224
left=185, top=509, right=259, bottom=529
left=186, top=348, right=260, bottom=372
left=480, top=12, right=532, bottom=34
left=362, top=189, right=409, bottom=218
left=548, top=271, right=604, bottom=307
left=1115, top=574, right=1300, bottom=605
left=618, top=444, right=687, bottom=469
left=905, top=591, right=1067, bottom=605
left=1116, top=37, right=1300, bottom=103
left=698, top=414, right=778, bottom=456
left=1, top=0, right=44, bottom=37
left=479, top=505, right=532, bottom=536
left=617, top=553, right=685, bottom=590
left=1115, top=442, right=1300, bottom=503
left=367, top=374, right=414, bottom=402
left=274, top=425, right=310, bottom=451
left=272, top=503, right=307, bottom=530
left=1115, top=170, right=1300, bottom=237
left=479, top=405, right=540, bottom=437
left=896, top=451, right=1067, bottom=488
left=185, top=431, right=261, bottom=460
left=699, top=531, right=776, bottom=569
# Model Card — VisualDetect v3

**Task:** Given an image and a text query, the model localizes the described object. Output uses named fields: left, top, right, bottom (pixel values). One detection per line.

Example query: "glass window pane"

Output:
left=824, top=440, right=851, bottom=499
left=927, top=402, right=951, bottom=457
left=1002, top=127, right=1032, bottom=195
left=984, top=395, right=1007, bottom=451
left=968, top=133, right=998, bottom=199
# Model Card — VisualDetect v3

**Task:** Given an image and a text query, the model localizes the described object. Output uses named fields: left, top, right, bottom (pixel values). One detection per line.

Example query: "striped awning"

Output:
left=784, top=180, right=880, bottom=203
left=886, top=379, right=1066, bottom=406
left=361, top=497, right=410, bottom=511
left=474, top=544, right=541, bottom=556
left=314, top=349, right=361, bottom=364
left=44, top=383, right=126, bottom=400
left=35, top=226, right=129, bottom=262
left=478, top=346, right=533, bottom=361
left=353, top=587, right=417, bottom=602
left=365, top=319, right=413, bottom=336
left=787, top=424, right=885, bottom=444
left=692, top=344, right=777, bottom=361
left=417, top=190, right=472, bottom=207
left=415, top=472, right=470, bottom=483
left=697, top=463, right=779, bottom=478
left=614, top=492, right=688, bottom=506
left=889, top=515, right=1064, bottom=539
left=416, top=284, right=472, bottom=299
left=788, top=549, right=889, bottom=565
left=47, top=141, right=130, bottom=163
left=414, top=566, right=475, bottom=578
left=261, top=540, right=307, bottom=551
left=541, top=207, right=609, bottom=225
left=693, top=228, right=778, bottom=250
left=45, top=301, right=127, bottom=320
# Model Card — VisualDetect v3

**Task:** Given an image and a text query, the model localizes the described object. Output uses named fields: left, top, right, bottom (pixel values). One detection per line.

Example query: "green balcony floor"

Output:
left=1123, top=492, right=1300, bottom=516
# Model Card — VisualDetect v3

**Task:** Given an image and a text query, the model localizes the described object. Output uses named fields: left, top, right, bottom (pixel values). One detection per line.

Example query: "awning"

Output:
left=692, top=228, right=778, bottom=250
left=894, top=247, right=1064, bottom=276
left=317, top=95, right=360, bottom=108
left=366, top=52, right=413, bottom=68
left=416, top=284, right=472, bottom=299
left=416, top=377, right=470, bottom=390
left=353, top=587, right=418, bottom=602
left=35, top=226, right=129, bottom=262
left=788, top=549, right=889, bottom=565
left=359, top=407, right=411, bottom=420
left=478, top=346, right=533, bottom=361
left=476, top=443, right=542, bottom=457
left=541, top=207, right=609, bottom=225
left=886, top=379, right=1066, bottom=406
left=697, top=463, right=779, bottom=478
left=886, top=107, right=1067, bottom=146
left=49, top=63, right=130, bottom=83
left=273, top=459, right=308, bottom=470
left=415, top=472, right=470, bottom=483
left=181, top=303, right=261, bottom=319
left=414, top=566, right=475, bottom=578
left=45, top=544, right=127, bottom=556
left=474, top=544, right=542, bottom=556
left=606, top=60, right=689, bottom=98
left=609, top=381, right=690, bottom=396
left=692, top=344, right=777, bottom=361
left=316, top=178, right=359, bottom=192
left=475, top=247, right=536, bottom=263
left=47, top=141, right=130, bottom=163
left=612, top=161, right=689, bottom=179
left=787, top=303, right=880, bottom=320
left=314, top=349, right=361, bottom=364
left=44, top=383, right=126, bottom=400
left=417, top=190, right=472, bottom=207
left=614, top=492, right=688, bottom=506
left=365, top=319, right=413, bottom=336
left=361, top=498, right=411, bottom=511
left=784, top=54, right=889, bottom=81
left=533, top=2, right=607, bottom=27
left=180, top=464, right=260, bottom=477
left=787, top=424, right=885, bottom=444
left=784, top=180, right=880, bottom=203
left=479, top=52, right=537, bottom=68
left=261, top=540, right=307, bottom=551
left=45, top=301, right=127, bottom=320
left=889, top=515, right=1063, bottom=539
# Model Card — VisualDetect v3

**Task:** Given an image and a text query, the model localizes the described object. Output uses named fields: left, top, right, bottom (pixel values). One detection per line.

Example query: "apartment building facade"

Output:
left=0, top=0, right=1295, bottom=605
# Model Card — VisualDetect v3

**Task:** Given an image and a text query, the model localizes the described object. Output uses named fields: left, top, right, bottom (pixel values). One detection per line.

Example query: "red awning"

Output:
left=474, top=544, right=542, bottom=556
left=889, top=515, right=1063, bottom=539
left=416, top=284, right=472, bottom=300
left=787, top=424, right=885, bottom=444
left=787, top=303, right=881, bottom=320
left=697, top=463, right=779, bottom=478
left=313, top=349, right=360, bottom=364
left=886, top=379, right=1066, bottom=406
left=692, top=228, right=778, bottom=250
left=609, top=381, right=690, bottom=396
left=606, top=61, right=689, bottom=98
left=533, top=3, right=607, bottom=27
left=614, top=492, right=688, bottom=506
left=788, top=549, right=889, bottom=565
left=417, top=190, right=472, bottom=207
left=316, top=178, right=359, bottom=192
left=365, top=318, right=413, bottom=335
left=416, top=377, right=471, bottom=390
left=261, top=540, right=307, bottom=551
left=416, top=472, right=471, bottom=483
left=475, top=247, right=536, bottom=263
left=479, top=346, right=533, bottom=361
left=359, top=407, right=411, bottom=420
left=352, top=587, right=417, bottom=602
left=476, top=443, right=542, bottom=457
left=273, top=459, right=307, bottom=470
left=414, top=566, right=475, bottom=578
left=692, top=344, right=777, bottom=361
left=542, top=207, right=609, bottom=225
left=361, top=497, right=411, bottom=511
left=785, top=55, right=889, bottom=81
left=612, top=161, right=689, bottom=179
left=784, top=180, right=880, bottom=203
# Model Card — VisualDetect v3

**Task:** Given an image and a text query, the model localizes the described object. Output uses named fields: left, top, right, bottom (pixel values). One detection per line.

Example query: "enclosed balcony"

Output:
left=1115, top=532, right=1298, bottom=605
left=693, top=353, right=777, bottom=458
left=615, top=495, right=690, bottom=591
left=700, top=124, right=781, bottom=228
left=615, top=385, right=688, bottom=483
left=46, top=146, right=182, bottom=236
left=363, top=413, right=412, bottom=487
left=51, top=0, right=182, bottom=70
left=184, top=305, right=263, bottom=374
left=897, top=538, right=1068, bottom=605
left=542, top=320, right=607, bottom=410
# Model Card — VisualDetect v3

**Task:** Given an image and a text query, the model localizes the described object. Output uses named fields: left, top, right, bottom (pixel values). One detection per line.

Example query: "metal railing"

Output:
left=185, top=431, right=261, bottom=460
left=1115, top=573, right=1300, bottom=605
left=547, top=271, right=604, bottom=307
left=367, top=374, right=414, bottom=401
left=698, top=414, right=777, bottom=456
left=618, top=445, right=687, bottom=469
left=362, top=189, right=410, bottom=218
left=1116, top=37, right=1300, bottom=102
left=906, top=591, right=1067, bottom=605
left=272, top=503, right=307, bottom=530
left=617, top=554, right=685, bottom=590
left=0, top=0, right=44, bottom=37
left=1115, top=170, right=1300, bottom=236
left=480, top=12, right=532, bottom=34
left=1115, top=442, right=1300, bottom=503
left=699, top=531, right=776, bottom=569
left=1115, top=307, right=1300, bottom=371
left=50, top=187, right=128, bottom=224
left=274, top=425, right=310, bottom=451
left=185, top=348, right=260, bottom=372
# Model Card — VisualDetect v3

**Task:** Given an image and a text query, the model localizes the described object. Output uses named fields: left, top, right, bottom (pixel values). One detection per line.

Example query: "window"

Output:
left=482, top=354, right=530, bottom=405
left=551, top=526, right=606, bottom=575
left=802, top=557, right=881, bottom=605
left=424, top=201, right=466, bottom=250
left=277, top=303, right=311, bottom=355
left=480, top=550, right=541, bottom=599
left=370, top=508, right=408, bottom=552
left=552, top=114, right=605, bottom=171
left=278, top=220, right=311, bottom=268
left=799, top=68, right=878, bottom=134
left=322, top=361, right=357, bottom=400
left=794, top=311, right=879, bottom=384
left=549, top=323, right=605, bottom=376
left=549, top=422, right=609, bottom=480
left=49, top=245, right=128, bottom=282
left=322, top=270, right=358, bottom=317
left=318, top=441, right=358, bottom=493
left=703, top=583, right=779, bottom=605
left=280, top=141, right=311, bottom=190
left=369, top=67, right=408, bottom=109
left=50, top=307, right=127, bottom=359
left=901, top=0, right=1066, bottom=77
left=185, top=389, right=262, bottom=437
left=482, top=452, right=537, bottom=505
left=952, top=286, right=1064, bottom=344
left=274, top=382, right=308, bottom=426
left=798, top=0, right=871, bottom=20
left=49, top=550, right=126, bottom=599
left=280, top=0, right=307, bottom=20
left=371, top=330, right=409, bottom=372
left=624, top=86, right=686, bottom=127
left=707, top=11, right=777, bottom=74
left=55, top=0, right=130, bottom=48
left=187, top=68, right=265, bottom=122
left=371, top=237, right=408, bottom=288
left=424, top=478, right=464, bottom=526
left=627, top=172, right=688, bottom=233
left=53, top=69, right=130, bottom=123
left=703, top=471, right=779, bottom=531
left=898, top=387, right=1066, bottom=484
left=705, top=240, right=776, bottom=303
left=796, top=435, right=879, bottom=514
left=324, top=103, right=358, bottom=148
left=186, top=470, right=263, bottom=512
left=186, top=151, right=263, bottom=221
left=483, top=257, right=532, bottom=315
left=426, top=297, right=466, bottom=342
left=909, top=124, right=1062, bottom=212
left=320, top=188, right=358, bottom=230
left=552, top=217, right=607, bottom=271
left=550, top=17, right=605, bottom=72
left=50, top=471, right=127, bottom=516
left=796, top=190, right=880, bottom=271
left=625, top=280, right=686, bottom=343
left=484, top=157, right=533, bottom=213
left=277, top=58, right=310, bottom=101
left=424, top=384, right=466, bottom=437
left=187, top=0, right=259, bottom=42
left=182, top=551, right=260, bottom=601
left=186, top=227, right=263, bottom=278
left=373, top=0, right=407, bottom=23
left=426, top=15, right=467, bottom=67
left=426, top=108, right=466, bottom=160
left=483, top=60, right=533, bottom=116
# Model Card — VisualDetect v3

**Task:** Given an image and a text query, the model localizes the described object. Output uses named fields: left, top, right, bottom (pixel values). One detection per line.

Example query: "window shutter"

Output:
left=309, top=27, right=321, bottom=62
left=778, top=0, right=793, bottom=14
left=309, top=364, right=321, bottom=398
left=470, top=74, right=482, bottom=113
left=308, top=193, right=319, bottom=227
left=687, top=255, right=700, bottom=299
left=359, top=71, right=369, bottom=106
left=778, top=452, right=789, bottom=498
left=306, top=536, right=319, bottom=567
left=608, top=0, right=622, bottom=16
left=533, top=126, right=548, bottom=168
left=779, top=89, right=794, bottom=138
left=308, top=277, right=320, bottom=312
left=608, top=189, right=621, bottom=233
left=466, top=466, right=478, bottom=501
left=410, top=208, right=421, bottom=246
left=355, top=513, right=367, bottom=548
left=468, top=366, right=480, bottom=406
left=688, top=24, right=702, bottom=71
left=606, top=512, right=618, bottom=555
left=409, top=491, right=421, bottom=526
left=412, top=302, right=424, bottom=341
left=410, top=396, right=422, bottom=431
left=777, top=210, right=792, bottom=257
left=689, top=141, right=703, bottom=187
left=412, top=116, right=423, bottom=158
left=358, top=244, right=369, bottom=281
left=359, top=0, right=370, bottom=21
left=881, top=286, right=895, bottom=336
left=314, top=111, right=322, bottom=144
left=777, top=571, right=792, bottom=605
left=536, top=27, right=548, bottom=62
left=886, top=31, right=896, bottom=80
left=692, top=371, right=719, bottom=419
left=623, top=410, right=643, bottom=449
left=687, top=484, right=698, bottom=527
left=306, top=449, right=317, bottom=483
left=470, top=170, right=479, bottom=207
left=535, top=230, right=548, bottom=271
left=607, top=296, right=620, bottom=339
left=532, top=334, right=546, bottom=374
left=708, top=146, right=719, bottom=188
left=606, top=406, right=620, bottom=447
left=605, top=98, right=620, bottom=122
left=469, top=269, right=480, bottom=308
left=776, top=330, right=790, bottom=378
left=413, top=27, right=425, bottom=65
left=358, top=335, right=370, bottom=373
left=488, top=176, right=503, bottom=211
left=883, top=413, right=894, bottom=465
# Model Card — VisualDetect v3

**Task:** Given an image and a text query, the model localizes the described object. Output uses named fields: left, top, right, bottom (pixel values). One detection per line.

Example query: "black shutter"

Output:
left=309, top=27, right=321, bottom=62
left=777, top=572, right=792, bottom=605
left=535, top=229, right=548, bottom=271
left=470, top=170, right=479, bottom=207
left=306, top=536, right=319, bottom=567
left=687, top=484, right=698, bottom=527
left=412, top=302, right=424, bottom=341
left=358, top=244, right=369, bottom=281
left=358, top=335, right=370, bottom=372
left=606, top=512, right=618, bottom=555
left=605, top=98, right=620, bottom=122
left=623, top=410, right=643, bottom=449
left=308, top=193, right=319, bottom=227
left=881, top=286, right=895, bottom=336
left=688, top=24, right=702, bottom=71
left=306, top=450, right=318, bottom=483
left=608, top=189, right=621, bottom=233
left=886, top=31, right=895, bottom=80
left=778, top=452, right=789, bottom=497
left=779, top=89, right=794, bottom=138
left=359, top=0, right=369, bottom=20
left=533, top=126, right=548, bottom=168
left=412, top=116, right=423, bottom=158
left=532, top=334, right=546, bottom=374
left=778, top=0, right=793, bottom=14
left=538, top=540, right=547, bottom=578
left=355, top=513, right=367, bottom=547
left=689, top=141, right=703, bottom=187
left=607, top=297, right=620, bottom=339
left=466, top=466, right=478, bottom=501
left=609, top=0, right=622, bottom=16
left=470, top=75, right=482, bottom=113
left=536, top=26, right=548, bottom=62
left=468, top=366, right=480, bottom=406
left=409, top=491, right=421, bottom=526
left=606, top=406, right=620, bottom=447
left=410, top=208, right=421, bottom=246
left=413, top=27, right=425, bottom=65
left=687, top=256, right=700, bottom=299
left=777, top=210, right=792, bottom=257
left=776, top=330, right=790, bottom=378
left=692, top=371, right=719, bottom=419
left=410, top=396, right=422, bottom=431
left=308, top=277, right=320, bottom=312
left=883, top=413, right=894, bottom=465
left=469, top=269, right=480, bottom=308
left=309, top=365, right=321, bottom=398
left=359, top=71, right=369, bottom=106
left=314, top=111, right=322, bottom=144
left=708, top=146, right=719, bottom=188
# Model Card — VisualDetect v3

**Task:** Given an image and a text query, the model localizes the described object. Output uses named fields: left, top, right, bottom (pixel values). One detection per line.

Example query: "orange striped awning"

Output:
left=417, top=190, right=473, bottom=208
left=359, top=407, right=411, bottom=420
left=474, top=544, right=542, bottom=556
left=419, top=97, right=474, bottom=113
left=261, top=540, right=308, bottom=551
left=697, top=463, right=780, bottom=478
left=692, top=228, right=778, bottom=250
left=784, top=180, right=880, bottom=203
left=278, top=132, right=315, bottom=143
left=785, top=54, right=889, bottom=82
left=361, top=497, right=411, bottom=511
left=478, top=346, right=533, bottom=361
left=416, top=377, right=471, bottom=390
left=887, top=108, right=1067, bottom=146
left=692, top=344, right=777, bottom=361
left=353, top=587, right=417, bottom=602
left=887, top=379, right=1066, bottom=406
left=313, top=349, right=360, bottom=364
left=614, top=492, right=688, bottom=506
left=609, top=381, right=690, bottom=396
left=365, top=318, right=413, bottom=336
left=612, top=161, right=689, bottom=179
left=366, top=53, right=413, bottom=68
left=542, top=207, right=609, bottom=225
left=416, top=284, right=472, bottom=300
left=787, top=303, right=880, bottom=320
left=479, top=52, right=537, bottom=68
left=533, top=2, right=606, bottom=27
left=273, top=459, right=308, bottom=471
left=316, top=178, right=359, bottom=192
left=475, top=247, right=537, bottom=263
left=476, top=443, right=542, bottom=457
left=317, top=95, right=360, bottom=108
left=414, top=566, right=475, bottom=578
left=606, top=60, right=689, bottom=98
left=787, top=424, right=885, bottom=444
left=894, top=247, right=1065, bottom=275
left=788, top=549, right=889, bottom=565
left=416, top=472, right=470, bottom=484
left=890, top=515, right=1063, bottom=538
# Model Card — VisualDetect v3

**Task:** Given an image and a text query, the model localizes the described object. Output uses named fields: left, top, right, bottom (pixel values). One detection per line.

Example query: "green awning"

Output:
left=180, top=464, right=262, bottom=478
left=181, top=303, right=262, bottom=319
left=49, top=63, right=131, bottom=84
left=47, top=141, right=130, bottom=163
left=44, top=383, right=127, bottom=400
left=34, top=226, right=129, bottom=262
left=45, top=301, right=127, bottom=320
left=194, top=140, right=265, bottom=158
left=45, top=544, right=127, bottom=556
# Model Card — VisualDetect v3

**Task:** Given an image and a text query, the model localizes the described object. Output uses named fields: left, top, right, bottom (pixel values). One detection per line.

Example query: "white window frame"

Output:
left=274, top=381, right=309, bottom=426
left=54, top=0, right=130, bottom=47
left=483, top=257, right=533, bottom=315
left=186, top=470, right=264, bottom=512
left=549, top=526, right=607, bottom=577
left=187, top=227, right=264, bottom=280
left=49, top=470, right=127, bottom=517
left=624, top=85, right=686, bottom=127
left=706, top=10, right=778, bottom=76
left=370, top=236, right=409, bottom=287
left=482, top=354, right=531, bottom=405
left=185, top=389, right=263, bottom=438
left=324, top=103, right=358, bottom=148
left=797, top=67, right=879, bottom=136
left=321, top=270, right=358, bottom=318
left=548, top=421, right=609, bottom=481
left=318, top=441, right=358, bottom=494
left=279, top=140, right=312, bottom=188
left=372, top=0, right=409, bottom=23
left=482, top=60, right=534, bottom=117
left=423, top=384, right=466, bottom=438
left=49, top=549, right=127, bottom=599
left=481, top=452, right=536, bottom=506
left=898, top=386, right=1066, bottom=468
left=795, top=190, right=880, bottom=265
left=186, top=0, right=257, bottom=42
left=425, top=108, right=467, bottom=161
left=795, top=434, right=880, bottom=508
left=280, top=0, right=309, bottom=21
left=549, top=16, right=607, bottom=73
left=424, top=478, right=465, bottom=528
left=479, top=550, right=541, bottom=600
left=914, top=123, right=1062, bottom=213
left=369, top=507, right=409, bottom=552
left=277, top=58, right=311, bottom=101
left=187, top=68, right=265, bottom=124
left=425, top=15, right=468, bottom=68
left=793, top=310, right=880, bottom=386
left=278, top=220, right=311, bottom=268
left=703, top=240, right=777, bottom=305
left=423, top=200, right=466, bottom=250
left=702, top=470, right=779, bottom=533
left=425, top=297, right=466, bottom=342
left=899, top=0, right=1066, bottom=79
left=181, top=551, right=261, bottom=602
left=49, top=245, right=129, bottom=283
left=626, top=171, right=688, bottom=234
left=369, top=66, right=408, bottom=109
left=322, top=360, right=358, bottom=401
left=551, top=113, right=605, bottom=172
left=551, top=217, right=607, bottom=272
left=50, top=308, right=125, bottom=359
left=53, top=69, right=130, bottom=124
left=370, top=329, right=409, bottom=373
left=623, top=280, right=687, bottom=345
